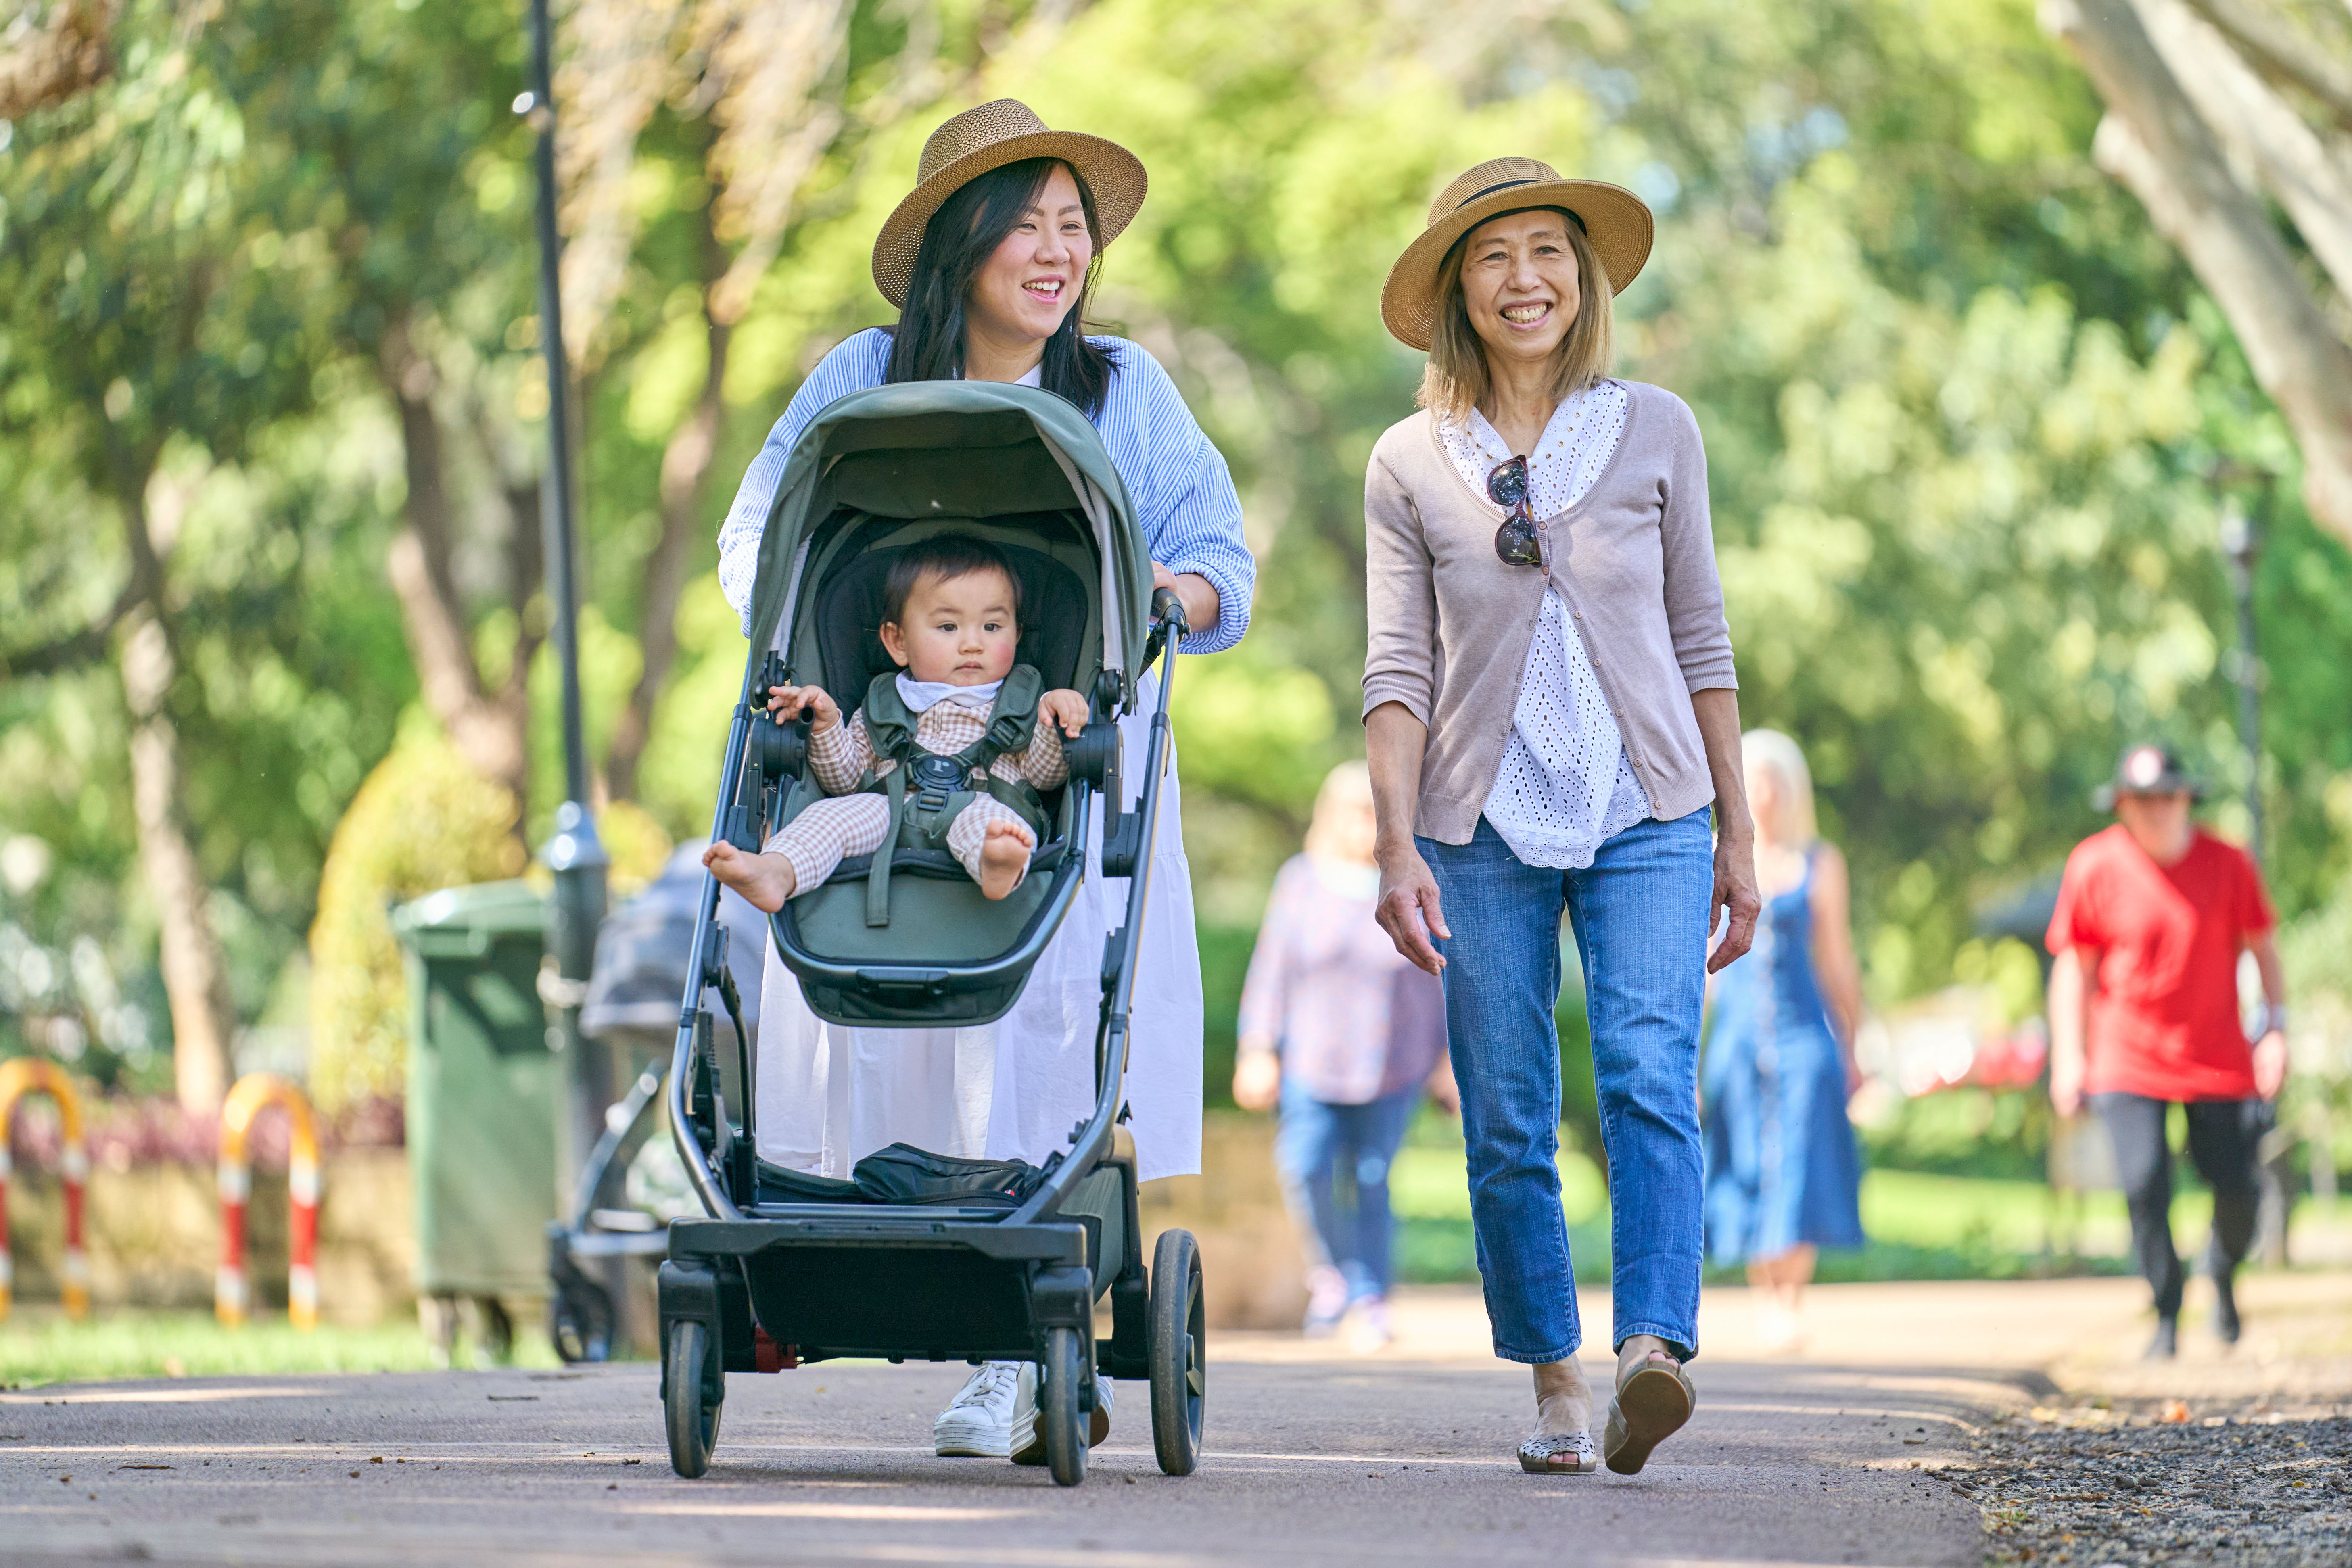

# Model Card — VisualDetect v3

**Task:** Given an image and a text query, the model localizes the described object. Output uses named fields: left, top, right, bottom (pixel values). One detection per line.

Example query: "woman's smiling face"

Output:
left=965, top=162, right=1093, bottom=348
left=1459, top=208, right=1582, bottom=370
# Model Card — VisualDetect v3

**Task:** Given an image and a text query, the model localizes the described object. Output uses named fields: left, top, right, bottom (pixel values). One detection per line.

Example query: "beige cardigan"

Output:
left=1362, top=379, right=1738, bottom=845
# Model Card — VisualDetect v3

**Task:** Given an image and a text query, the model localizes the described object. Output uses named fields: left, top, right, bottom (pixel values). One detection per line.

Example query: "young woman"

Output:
left=1362, top=158, right=1759, bottom=1475
left=712, top=100, right=1254, bottom=1463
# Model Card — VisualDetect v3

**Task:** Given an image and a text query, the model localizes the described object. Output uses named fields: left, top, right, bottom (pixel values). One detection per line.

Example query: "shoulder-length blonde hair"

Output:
left=1742, top=729, right=1819, bottom=847
left=1416, top=207, right=1615, bottom=425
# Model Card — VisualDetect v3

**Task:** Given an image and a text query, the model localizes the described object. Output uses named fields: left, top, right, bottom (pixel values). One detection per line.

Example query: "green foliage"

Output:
left=1862, top=1086, right=2052, bottom=1182
left=307, top=720, right=524, bottom=1111
left=4, top=0, right=2349, bottom=1106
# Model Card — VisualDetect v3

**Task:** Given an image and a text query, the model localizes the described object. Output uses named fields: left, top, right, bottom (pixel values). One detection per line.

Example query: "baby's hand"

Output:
left=1038, top=689, right=1090, bottom=739
left=765, top=683, right=840, bottom=733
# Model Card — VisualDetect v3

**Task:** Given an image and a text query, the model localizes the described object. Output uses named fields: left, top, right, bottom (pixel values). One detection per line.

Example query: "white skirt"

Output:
left=754, top=674, right=1204, bottom=1183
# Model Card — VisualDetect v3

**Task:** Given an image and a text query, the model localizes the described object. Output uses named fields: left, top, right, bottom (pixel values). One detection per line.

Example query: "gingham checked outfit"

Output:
left=764, top=688, right=1070, bottom=896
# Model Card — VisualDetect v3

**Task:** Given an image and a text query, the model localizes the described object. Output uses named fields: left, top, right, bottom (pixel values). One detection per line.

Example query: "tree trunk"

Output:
left=2043, top=0, right=2352, bottom=540
left=379, top=313, right=533, bottom=817
left=604, top=200, right=730, bottom=802
left=2138, top=0, right=2352, bottom=299
left=114, top=467, right=234, bottom=1115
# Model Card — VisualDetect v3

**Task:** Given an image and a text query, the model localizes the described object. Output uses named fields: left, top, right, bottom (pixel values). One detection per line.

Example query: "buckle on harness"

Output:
left=910, top=753, right=964, bottom=812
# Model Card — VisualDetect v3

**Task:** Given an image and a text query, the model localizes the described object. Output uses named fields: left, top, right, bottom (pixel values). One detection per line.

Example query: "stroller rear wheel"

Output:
left=1040, top=1325, right=1088, bottom=1487
left=1148, top=1228, right=1205, bottom=1475
left=664, top=1320, right=722, bottom=1477
left=549, top=1276, right=615, bottom=1364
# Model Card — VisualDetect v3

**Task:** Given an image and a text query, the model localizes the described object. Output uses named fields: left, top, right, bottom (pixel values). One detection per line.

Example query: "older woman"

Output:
left=714, top=100, right=1254, bottom=1464
left=1362, top=158, right=1759, bottom=1475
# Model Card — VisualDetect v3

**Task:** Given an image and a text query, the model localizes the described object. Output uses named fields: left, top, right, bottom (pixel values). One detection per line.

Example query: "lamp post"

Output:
left=517, top=0, right=610, bottom=1208
left=2217, top=491, right=2264, bottom=870
left=2217, top=474, right=2291, bottom=1268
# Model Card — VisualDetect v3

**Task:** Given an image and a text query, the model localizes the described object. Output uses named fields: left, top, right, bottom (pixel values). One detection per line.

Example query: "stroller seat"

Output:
left=730, top=396, right=1145, bottom=1028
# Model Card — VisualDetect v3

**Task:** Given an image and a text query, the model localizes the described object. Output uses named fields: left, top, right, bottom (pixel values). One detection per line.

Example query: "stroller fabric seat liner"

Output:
left=721, top=381, right=1200, bottom=1183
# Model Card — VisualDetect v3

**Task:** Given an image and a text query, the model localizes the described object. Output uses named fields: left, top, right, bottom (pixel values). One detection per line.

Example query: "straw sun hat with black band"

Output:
left=1381, top=158, right=1654, bottom=352
left=871, top=99, right=1149, bottom=310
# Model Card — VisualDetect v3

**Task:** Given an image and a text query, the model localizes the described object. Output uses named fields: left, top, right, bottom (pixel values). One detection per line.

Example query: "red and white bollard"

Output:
left=0, top=1057, right=90, bottom=1322
left=217, top=1073, right=321, bottom=1330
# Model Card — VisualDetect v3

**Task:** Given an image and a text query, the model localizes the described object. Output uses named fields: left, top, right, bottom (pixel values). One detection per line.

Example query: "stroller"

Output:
left=659, top=380, right=1206, bottom=1488
left=546, top=844, right=771, bottom=1363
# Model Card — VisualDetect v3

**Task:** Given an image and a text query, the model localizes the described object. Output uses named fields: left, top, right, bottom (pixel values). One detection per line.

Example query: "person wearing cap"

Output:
left=1362, top=158, right=1760, bottom=1476
left=712, top=100, right=1254, bottom=1462
left=2046, top=743, right=2288, bottom=1359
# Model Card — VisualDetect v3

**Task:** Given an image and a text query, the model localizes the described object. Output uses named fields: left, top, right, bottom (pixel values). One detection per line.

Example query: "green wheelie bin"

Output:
left=393, top=880, right=558, bottom=1360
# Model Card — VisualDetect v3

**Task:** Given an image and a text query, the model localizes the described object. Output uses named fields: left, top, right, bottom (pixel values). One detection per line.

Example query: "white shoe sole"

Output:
left=934, top=1425, right=1013, bottom=1459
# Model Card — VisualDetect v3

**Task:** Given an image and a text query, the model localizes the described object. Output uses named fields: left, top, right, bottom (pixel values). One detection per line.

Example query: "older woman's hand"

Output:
left=1376, top=844, right=1451, bottom=976
left=1706, top=828, right=1761, bottom=973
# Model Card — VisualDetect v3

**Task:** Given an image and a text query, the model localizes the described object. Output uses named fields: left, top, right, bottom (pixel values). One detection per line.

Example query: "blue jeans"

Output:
left=1420, top=812, right=1713, bottom=1363
left=1272, top=1078, right=1416, bottom=1301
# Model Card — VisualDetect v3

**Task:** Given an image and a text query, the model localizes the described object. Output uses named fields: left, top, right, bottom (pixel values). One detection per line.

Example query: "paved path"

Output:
left=0, top=1283, right=2024, bottom=1568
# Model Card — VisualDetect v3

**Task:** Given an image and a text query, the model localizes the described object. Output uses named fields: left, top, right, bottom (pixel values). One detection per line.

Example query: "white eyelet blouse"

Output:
left=1438, top=381, right=1653, bottom=869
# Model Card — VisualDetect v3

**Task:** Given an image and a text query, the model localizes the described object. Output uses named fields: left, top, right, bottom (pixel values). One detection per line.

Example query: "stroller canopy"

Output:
left=741, top=381, right=1153, bottom=713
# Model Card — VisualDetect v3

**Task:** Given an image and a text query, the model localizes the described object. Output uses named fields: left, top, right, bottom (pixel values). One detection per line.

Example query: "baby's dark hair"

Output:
left=882, top=534, right=1022, bottom=626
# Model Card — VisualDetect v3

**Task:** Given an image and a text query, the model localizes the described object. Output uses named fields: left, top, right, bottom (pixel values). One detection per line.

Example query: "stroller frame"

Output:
left=658, top=384, right=1205, bottom=1488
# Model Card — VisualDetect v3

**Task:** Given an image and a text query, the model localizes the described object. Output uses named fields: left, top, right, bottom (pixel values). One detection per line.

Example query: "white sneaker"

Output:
left=933, top=1360, right=1023, bottom=1457
left=1008, top=1360, right=1114, bottom=1465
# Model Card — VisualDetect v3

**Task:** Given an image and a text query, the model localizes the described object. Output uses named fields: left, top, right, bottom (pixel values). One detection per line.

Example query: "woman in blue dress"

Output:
left=1701, top=729, right=1865, bottom=1351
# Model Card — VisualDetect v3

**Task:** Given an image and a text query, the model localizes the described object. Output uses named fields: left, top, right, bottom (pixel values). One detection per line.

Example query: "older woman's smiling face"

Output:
left=966, top=162, right=1095, bottom=349
left=1459, top=208, right=1581, bottom=369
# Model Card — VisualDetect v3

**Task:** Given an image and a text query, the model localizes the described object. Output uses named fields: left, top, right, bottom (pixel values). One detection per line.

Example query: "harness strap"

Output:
left=865, top=765, right=907, bottom=927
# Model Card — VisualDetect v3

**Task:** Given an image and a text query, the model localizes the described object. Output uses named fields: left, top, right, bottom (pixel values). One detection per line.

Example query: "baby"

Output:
left=703, top=535, right=1089, bottom=911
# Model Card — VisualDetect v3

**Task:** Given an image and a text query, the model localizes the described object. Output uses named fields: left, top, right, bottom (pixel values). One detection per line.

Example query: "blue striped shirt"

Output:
left=716, top=329, right=1254, bottom=655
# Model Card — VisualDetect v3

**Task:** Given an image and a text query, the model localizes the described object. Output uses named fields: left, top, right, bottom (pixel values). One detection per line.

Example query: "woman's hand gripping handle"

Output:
left=1366, top=701, right=1449, bottom=977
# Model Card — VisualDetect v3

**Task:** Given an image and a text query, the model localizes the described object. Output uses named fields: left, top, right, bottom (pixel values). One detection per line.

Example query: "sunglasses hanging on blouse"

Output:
left=1487, top=455, right=1543, bottom=567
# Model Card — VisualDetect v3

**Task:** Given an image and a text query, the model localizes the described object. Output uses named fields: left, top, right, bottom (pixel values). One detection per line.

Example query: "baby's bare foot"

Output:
left=975, top=820, right=1034, bottom=901
left=702, top=840, right=797, bottom=912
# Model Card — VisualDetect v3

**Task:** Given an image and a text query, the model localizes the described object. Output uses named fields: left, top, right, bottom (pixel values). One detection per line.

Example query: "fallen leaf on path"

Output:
left=2160, top=1401, right=2191, bottom=1424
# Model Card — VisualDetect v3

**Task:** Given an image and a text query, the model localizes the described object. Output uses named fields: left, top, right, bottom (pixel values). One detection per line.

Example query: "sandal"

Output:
left=1516, top=1430, right=1598, bottom=1474
left=1602, top=1352, right=1694, bottom=1475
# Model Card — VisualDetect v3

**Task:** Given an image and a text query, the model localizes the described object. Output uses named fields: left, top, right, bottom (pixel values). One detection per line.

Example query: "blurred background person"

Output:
left=1702, top=729, right=1865, bottom=1352
left=1234, top=762, right=1456, bottom=1351
left=2046, top=744, right=2287, bottom=1359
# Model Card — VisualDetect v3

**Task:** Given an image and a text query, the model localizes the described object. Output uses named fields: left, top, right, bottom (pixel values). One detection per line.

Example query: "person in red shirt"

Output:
left=2046, top=744, right=2288, bottom=1359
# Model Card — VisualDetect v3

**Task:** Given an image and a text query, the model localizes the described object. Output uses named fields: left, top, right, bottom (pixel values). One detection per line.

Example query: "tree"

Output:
left=2043, top=0, right=2352, bottom=542
left=0, top=1, right=328, bottom=1110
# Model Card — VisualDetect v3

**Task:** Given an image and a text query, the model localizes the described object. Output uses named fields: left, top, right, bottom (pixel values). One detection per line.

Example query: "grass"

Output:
left=0, top=1309, right=559, bottom=1388
left=1386, top=1130, right=2162, bottom=1285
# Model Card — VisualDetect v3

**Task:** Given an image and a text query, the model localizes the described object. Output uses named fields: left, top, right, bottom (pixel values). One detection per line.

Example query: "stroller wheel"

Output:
left=663, top=1320, right=722, bottom=1477
left=1148, top=1228, right=1205, bottom=1476
left=549, top=1278, right=615, bottom=1364
left=1040, top=1326, right=1088, bottom=1487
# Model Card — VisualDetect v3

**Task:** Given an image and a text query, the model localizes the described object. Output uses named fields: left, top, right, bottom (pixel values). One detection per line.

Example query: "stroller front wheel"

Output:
left=664, top=1320, right=722, bottom=1477
left=1148, top=1228, right=1205, bottom=1475
left=1040, top=1325, right=1088, bottom=1487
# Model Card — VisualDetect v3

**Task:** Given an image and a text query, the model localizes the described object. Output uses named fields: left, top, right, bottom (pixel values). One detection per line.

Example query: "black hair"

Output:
left=883, top=157, right=1117, bottom=418
left=883, top=535, right=1022, bottom=628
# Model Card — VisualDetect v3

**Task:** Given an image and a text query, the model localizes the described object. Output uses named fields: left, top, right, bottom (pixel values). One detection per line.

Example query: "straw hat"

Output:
left=871, top=99, right=1149, bottom=309
left=1381, top=158, right=1654, bottom=351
